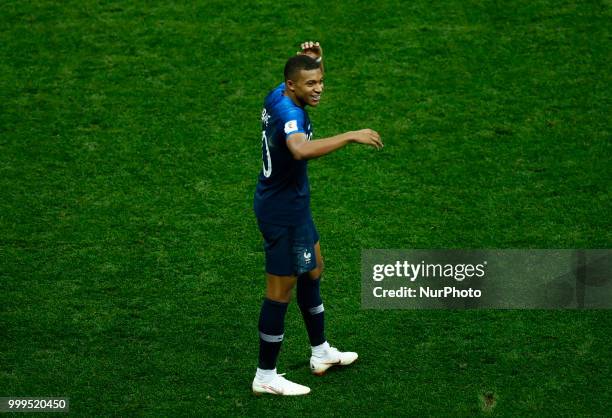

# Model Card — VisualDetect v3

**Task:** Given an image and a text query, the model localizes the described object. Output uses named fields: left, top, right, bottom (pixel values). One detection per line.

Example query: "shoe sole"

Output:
left=252, top=386, right=310, bottom=396
left=311, top=358, right=358, bottom=376
left=253, top=390, right=310, bottom=396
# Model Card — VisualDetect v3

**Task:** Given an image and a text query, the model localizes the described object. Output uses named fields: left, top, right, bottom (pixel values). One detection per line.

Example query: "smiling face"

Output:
left=286, top=68, right=324, bottom=107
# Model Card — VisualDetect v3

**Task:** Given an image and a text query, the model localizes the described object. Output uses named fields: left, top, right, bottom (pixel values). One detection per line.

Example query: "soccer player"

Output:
left=252, top=41, right=383, bottom=396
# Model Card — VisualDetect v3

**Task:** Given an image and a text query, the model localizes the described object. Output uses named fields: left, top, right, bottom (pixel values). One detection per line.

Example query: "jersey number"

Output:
left=261, top=130, right=272, bottom=178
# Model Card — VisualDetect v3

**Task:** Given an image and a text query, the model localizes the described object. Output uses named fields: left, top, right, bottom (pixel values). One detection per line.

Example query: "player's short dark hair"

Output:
left=284, top=55, right=321, bottom=81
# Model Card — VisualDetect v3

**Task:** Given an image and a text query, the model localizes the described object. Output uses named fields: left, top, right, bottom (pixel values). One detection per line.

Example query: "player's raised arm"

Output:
left=297, top=41, right=324, bottom=74
left=284, top=40, right=382, bottom=160
left=287, top=129, right=383, bottom=161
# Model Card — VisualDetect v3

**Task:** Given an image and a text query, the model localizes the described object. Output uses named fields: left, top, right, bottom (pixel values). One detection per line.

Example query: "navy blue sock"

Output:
left=297, top=274, right=326, bottom=346
left=258, top=298, right=289, bottom=370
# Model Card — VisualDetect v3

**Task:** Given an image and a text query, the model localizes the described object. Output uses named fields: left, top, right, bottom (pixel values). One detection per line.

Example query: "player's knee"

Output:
left=265, top=274, right=296, bottom=303
left=266, top=285, right=294, bottom=303
left=267, top=290, right=292, bottom=303
left=309, top=263, right=323, bottom=280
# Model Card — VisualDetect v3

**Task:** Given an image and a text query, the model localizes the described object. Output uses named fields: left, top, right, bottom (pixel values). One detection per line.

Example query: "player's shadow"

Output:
left=285, top=360, right=310, bottom=371
left=535, top=251, right=610, bottom=308
left=286, top=359, right=357, bottom=376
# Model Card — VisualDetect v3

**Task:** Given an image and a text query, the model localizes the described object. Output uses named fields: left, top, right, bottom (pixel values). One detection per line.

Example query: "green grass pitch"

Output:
left=1, top=0, right=610, bottom=415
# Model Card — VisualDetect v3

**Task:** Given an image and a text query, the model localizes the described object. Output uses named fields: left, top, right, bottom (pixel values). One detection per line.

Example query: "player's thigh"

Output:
left=257, top=220, right=299, bottom=302
left=294, top=217, right=322, bottom=279
left=266, top=273, right=297, bottom=303
left=308, top=241, right=324, bottom=279
left=258, top=220, right=295, bottom=277
left=305, top=217, right=323, bottom=279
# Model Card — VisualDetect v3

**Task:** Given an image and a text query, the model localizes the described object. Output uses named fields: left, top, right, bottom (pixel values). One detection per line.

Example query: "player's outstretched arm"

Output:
left=287, top=129, right=382, bottom=160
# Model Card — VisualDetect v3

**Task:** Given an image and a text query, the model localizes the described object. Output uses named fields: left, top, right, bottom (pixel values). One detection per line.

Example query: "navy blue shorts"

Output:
left=257, top=217, right=320, bottom=276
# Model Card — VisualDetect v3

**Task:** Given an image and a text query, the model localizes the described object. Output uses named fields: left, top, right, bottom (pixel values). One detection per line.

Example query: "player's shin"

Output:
left=297, top=274, right=326, bottom=347
left=257, top=298, right=288, bottom=372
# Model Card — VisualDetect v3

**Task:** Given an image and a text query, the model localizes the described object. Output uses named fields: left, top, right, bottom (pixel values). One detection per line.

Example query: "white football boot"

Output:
left=252, top=373, right=311, bottom=396
left=310, top=346, right=358, bottom=376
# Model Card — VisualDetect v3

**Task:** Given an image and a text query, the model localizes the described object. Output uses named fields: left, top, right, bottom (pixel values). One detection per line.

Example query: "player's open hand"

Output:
left=297, top=41, right=322, bottom=61
left=351, top=129, right=383, bottom=149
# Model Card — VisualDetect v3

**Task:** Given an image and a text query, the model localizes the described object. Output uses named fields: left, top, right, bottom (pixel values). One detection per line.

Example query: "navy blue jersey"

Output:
left=254, top=83, right=313, bottom=226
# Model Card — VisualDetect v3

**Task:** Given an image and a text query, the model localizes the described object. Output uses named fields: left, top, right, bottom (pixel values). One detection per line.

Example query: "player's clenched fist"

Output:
left=350, top=129, right=383, bottom=149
